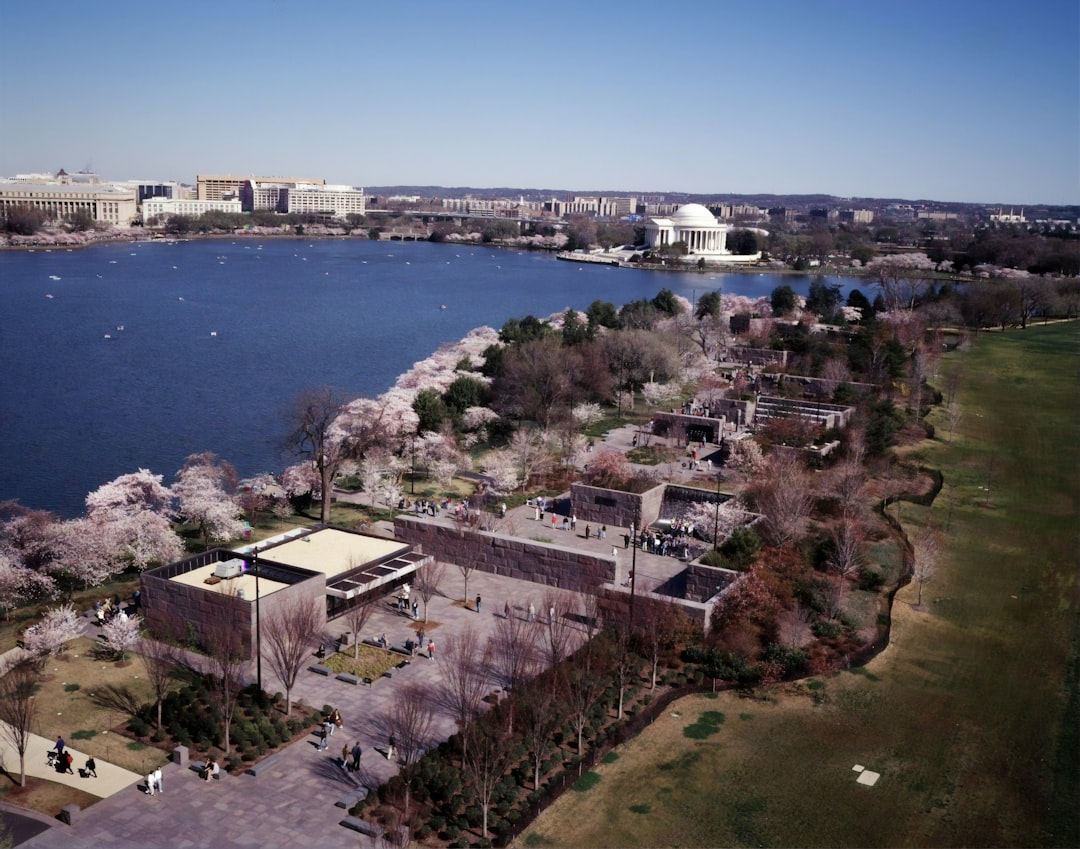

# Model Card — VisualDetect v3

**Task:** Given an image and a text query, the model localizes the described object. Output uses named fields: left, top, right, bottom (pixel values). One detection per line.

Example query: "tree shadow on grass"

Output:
left=87, top=683, right=142, bottom=717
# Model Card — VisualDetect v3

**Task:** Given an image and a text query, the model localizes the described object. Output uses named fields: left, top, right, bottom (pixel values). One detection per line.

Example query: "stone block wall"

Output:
left=141, top=551, right=326, bottom=661
left=394, top=516, right=615, bottom=593
left=684, top=562, right=741, bottom=604
left=569, top=482, right=667, bottom=530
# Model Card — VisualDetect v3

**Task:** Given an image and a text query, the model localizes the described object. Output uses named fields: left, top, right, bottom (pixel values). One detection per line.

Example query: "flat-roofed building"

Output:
left=141, top=196, right=243, bottom=220
left=198, top=174, right=324, bottom=202
left=0, top=181, right=137, bottom=226
left=140, top=526, right=432, bottom=658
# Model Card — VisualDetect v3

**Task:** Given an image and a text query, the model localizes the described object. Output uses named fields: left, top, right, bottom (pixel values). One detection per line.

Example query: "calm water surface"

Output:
left=0, top=238, right=854, bottom=516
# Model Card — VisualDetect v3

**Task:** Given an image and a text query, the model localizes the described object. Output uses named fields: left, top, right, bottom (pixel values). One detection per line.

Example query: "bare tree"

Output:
left=342, top=592, right=378, bottom=659
left=456, top=558, right=478, bottom=608
left=463, top=720, right=516, bottom=841
left=829, top=516, right=866, bottom=614
left=387, top=683, right=436, bottom=818
left=487, top=612, right=540, bottom=733
left=912, top=525, right=940, bottom=609
left=639, top=597, right=686, bottom=690
left=139, top=629, right=179, bottom=731
left=0, top=660, right=39, bottom=787
left=566, top=657, right=608, bottom=755
left=412, top=559, right=447, bottom=623
left=203, top=622, right=247, bottom=756
left=285, top=386, right=347, bottom=524
left=437, top=626, right=490, bottom=760
left=520, top=681, right=562, bottom=790
left=262, top=597, right=322, bottom=715
left=543, top=591, right=576, bottom=671
left=754, top=452, right=815, bottom=547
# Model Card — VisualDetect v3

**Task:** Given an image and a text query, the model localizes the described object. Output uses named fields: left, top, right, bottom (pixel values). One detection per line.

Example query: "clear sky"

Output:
left=0, top=0, right=1076, bottom=205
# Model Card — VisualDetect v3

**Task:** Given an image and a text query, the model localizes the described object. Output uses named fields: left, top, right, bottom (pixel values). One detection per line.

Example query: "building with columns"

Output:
left=644, top=203, right=761, bottom=263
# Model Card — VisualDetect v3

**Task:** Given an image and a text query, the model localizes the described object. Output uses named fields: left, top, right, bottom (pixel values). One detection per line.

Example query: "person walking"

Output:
left=153, top=766, right=163, bottom=795
left=387, top=734, right=396, bottom=762
left=54, top=736, right=66, bottom=757
left=585, top=525, right=591, bottom=540
left=350, top=742, right=363, bottom=772
left=85, top=757, right=97, bottom=778
left=527, top=603, right=536, bottom=622
left=475, top=594, right=482, bottom=614
left=64, top=752, right=74, bottom=775
left=503, top=600, right=511, bottom=619
left=319, top=720, right=332, bottom=750
left=427, top=639, right=436, bottom=660
left=411, top=599, right=419, bottom=620
left=341, top=743, right=350, bottom=770
left=146, top=771, right=156, bottom=796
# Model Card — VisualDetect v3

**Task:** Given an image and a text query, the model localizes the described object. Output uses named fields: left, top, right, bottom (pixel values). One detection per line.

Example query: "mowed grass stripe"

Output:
left=516, top=322, right=1079, bottom=849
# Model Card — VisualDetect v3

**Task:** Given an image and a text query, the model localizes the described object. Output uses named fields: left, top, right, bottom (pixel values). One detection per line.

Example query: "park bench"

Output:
left=308, top=664, right=332, bottom=676
left=188, top=760, right=225, bottom=780
left=340, top=817, right=383, bottom=838
left=245, top=751, right=285, bottom=776
left=335, top=672, right=360, bottom=686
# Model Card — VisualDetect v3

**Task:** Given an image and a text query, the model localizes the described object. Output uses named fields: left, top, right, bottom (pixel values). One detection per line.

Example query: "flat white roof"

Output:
left=260, top=528, right=409, bottom=578
left=169, top=563, right=288, bottom=600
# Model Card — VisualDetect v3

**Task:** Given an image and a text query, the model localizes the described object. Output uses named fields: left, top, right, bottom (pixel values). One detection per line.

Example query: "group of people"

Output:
left=93, top=596, right=128, bottom=626
left=50, top=735, right=96, bottom=778
left=198, top=757, right=220, bottom=781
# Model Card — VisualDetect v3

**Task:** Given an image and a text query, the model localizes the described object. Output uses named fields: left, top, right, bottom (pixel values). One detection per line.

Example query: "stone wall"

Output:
left=141, top=550, right=326, bottom=660
left=569, top=481, right=667, bottom=530
left=684, top=562, right=741, bottom=604
left=394, top=516, right=616, bottom=593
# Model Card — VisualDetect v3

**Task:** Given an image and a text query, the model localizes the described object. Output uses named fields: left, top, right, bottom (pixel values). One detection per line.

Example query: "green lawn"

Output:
left=517, top=322, right=1080, bottom=848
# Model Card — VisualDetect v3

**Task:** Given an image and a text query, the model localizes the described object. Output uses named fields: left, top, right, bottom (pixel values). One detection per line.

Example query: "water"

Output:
left=0, top=238, right=854, bottom=516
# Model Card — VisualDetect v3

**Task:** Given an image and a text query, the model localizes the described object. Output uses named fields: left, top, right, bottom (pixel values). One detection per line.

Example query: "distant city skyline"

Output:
left=1, top=0, right=1077, bottom=206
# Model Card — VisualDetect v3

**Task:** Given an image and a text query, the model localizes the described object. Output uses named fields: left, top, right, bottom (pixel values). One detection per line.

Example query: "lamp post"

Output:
left=629, top=510, right=639, bottom=627
left=712, top=471, right=723, bottom=551
left=252, top=550, right=262, bottom=694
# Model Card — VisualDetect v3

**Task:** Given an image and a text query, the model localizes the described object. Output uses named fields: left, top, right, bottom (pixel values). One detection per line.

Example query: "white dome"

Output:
left=669, top=203, right=718, bottom=226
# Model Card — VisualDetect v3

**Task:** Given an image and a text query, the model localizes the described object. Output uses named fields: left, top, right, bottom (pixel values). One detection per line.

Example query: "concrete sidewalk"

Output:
left=0, top=722, right=142, bottom=799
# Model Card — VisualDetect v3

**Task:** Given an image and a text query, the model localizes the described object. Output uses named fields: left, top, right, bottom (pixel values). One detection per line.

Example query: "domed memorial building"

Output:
left=644, top=202, right=762, bottom=263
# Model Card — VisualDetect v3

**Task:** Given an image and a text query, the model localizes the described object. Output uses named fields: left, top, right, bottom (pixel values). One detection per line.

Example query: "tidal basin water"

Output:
left=0, top=238, right=856, bottom=516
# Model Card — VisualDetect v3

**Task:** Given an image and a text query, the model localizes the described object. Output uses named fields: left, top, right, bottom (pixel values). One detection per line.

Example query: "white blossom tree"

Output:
left=481, top=449, right=521, bottom=495
left=173, top=453, right=244, bottom=549
left=571, top=402, right=604, bottom=428
left=0, top=550, right=55, bottom=620
left=100, top=614, right=142, bottom=661
left=85, top=469, right=172, bottom=517
left=22, top=603, right=82, bottom=664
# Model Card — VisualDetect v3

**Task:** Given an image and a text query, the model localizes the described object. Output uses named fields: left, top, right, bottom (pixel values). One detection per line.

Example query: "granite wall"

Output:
left=393, top=516, right=616, bottom=593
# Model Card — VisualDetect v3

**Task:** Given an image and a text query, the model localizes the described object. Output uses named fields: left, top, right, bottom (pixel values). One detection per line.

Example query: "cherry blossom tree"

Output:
left=481, top=450, right=521, bottom=494
left=22, top=603, right=81, bottom=664
left=85, top=468, right=172, bottom=516
left=867, top=253, right=937, bottom=312
left=0, top=550, right=55, bottom=620
left=100, top=613, right=142, bottom=661
left=571, top=402, right=603, bottom=428
left=173, top=453, right=244, bottom=549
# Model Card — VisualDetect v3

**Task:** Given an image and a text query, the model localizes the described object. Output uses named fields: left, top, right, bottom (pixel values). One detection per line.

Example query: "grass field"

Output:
left=517, top=322, right=1079, bottom=848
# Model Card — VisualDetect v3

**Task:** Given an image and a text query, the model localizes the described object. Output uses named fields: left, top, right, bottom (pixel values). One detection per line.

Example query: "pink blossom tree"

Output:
left=0, top=551, right=55, bottom=620
left=173, top=453, right=244, bottom=549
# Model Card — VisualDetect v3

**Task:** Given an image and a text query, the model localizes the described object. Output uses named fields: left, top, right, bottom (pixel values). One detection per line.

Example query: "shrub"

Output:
left=464, top=805, right=483, bottom=828
left=71, top=729, right=96, bottom=740
left=442, top=825, right=460, bottom=842
left=572, top=771, right=602, bottom=792
left=812, top=620, right=843, bottom=639
left=858, top=567, right=884, bottom=591
left=128, top=718, right=150, bottom=737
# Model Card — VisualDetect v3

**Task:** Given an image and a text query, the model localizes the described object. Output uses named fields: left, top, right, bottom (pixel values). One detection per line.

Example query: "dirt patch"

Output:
left=0, top=774, right=101, bottom=821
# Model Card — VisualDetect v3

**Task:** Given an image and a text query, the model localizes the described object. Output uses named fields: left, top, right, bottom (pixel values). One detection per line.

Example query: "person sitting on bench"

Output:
left=200, top=757, right=219, bottom=781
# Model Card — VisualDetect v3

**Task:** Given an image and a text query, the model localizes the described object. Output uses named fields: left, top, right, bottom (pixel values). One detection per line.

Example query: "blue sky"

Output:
left=0, top=0, right=1076, bottom=205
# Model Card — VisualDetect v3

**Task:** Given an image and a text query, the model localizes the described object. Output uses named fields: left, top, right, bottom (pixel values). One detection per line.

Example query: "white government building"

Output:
left=644, top=202, right=762, bottom=263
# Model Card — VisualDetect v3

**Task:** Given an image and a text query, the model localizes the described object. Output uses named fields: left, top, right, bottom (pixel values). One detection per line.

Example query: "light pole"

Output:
left=712, top=471, right=723, bottom=551
left=629, top=510, right=639, bottom=627
left=252, top=550, right=262, bottom=694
